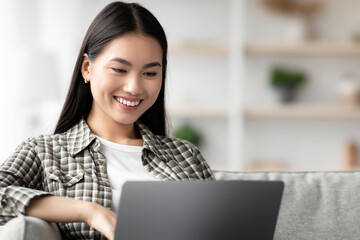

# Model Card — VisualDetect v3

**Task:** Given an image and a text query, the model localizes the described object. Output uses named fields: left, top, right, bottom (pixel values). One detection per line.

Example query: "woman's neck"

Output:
left=86, top=112, right=143, bottom=146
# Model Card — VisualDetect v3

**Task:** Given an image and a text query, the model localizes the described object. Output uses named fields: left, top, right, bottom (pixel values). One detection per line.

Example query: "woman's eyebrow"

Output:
left=143, top=62, right=161, bottom=69
left=110, top=57, right=132, bottom=66
left=109, top=57, right=161, bottom=68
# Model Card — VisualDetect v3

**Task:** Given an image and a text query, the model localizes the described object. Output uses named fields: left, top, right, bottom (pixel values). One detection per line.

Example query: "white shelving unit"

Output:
left=243, top=0, right=360, bottom=171
left=244, top=40, right=360, bottom=170
left=244, top=104, right=360, bottom=120
left=168, top=0, right=360, bottom=171
left=245, top=41, right=360, bottom=56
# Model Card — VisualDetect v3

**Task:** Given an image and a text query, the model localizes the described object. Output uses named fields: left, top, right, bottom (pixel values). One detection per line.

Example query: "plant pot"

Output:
left=277, top=86, right=296, bottom=103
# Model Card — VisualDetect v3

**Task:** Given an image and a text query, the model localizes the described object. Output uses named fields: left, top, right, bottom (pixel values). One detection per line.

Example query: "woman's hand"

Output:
left=85, top=203, right=117, bottom=240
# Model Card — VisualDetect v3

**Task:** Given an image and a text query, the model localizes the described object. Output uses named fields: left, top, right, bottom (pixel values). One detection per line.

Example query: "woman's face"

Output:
left=82, top=32, right=163, bottom=126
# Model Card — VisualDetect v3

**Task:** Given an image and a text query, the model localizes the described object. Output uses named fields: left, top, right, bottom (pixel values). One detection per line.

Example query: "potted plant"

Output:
left=173, top=123, right=202, bottom=146
left=270, top=66, right=307, bottom=103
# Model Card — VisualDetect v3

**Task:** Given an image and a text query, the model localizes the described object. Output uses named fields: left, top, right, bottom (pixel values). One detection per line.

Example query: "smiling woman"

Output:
left=0, top=2, right=214, bottom=240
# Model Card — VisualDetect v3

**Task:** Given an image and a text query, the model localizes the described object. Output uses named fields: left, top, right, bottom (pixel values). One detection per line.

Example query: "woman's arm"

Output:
left=0, top=138, right=52, bottom=224
left=0, top=138, right=116, bottom=239
left=26, top=195, right=116, bottom=240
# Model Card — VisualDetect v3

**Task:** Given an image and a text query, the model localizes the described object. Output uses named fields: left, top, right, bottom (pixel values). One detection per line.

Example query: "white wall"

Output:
left=0, top=0, right=114, bottom=161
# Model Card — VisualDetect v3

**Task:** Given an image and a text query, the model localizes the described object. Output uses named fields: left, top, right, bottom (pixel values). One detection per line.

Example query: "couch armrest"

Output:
left=0, top=216, right=62, bottom=240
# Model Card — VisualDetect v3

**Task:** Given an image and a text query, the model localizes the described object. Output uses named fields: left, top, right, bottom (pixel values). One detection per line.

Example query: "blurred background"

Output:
left=1, top=0, right=360, bottom=172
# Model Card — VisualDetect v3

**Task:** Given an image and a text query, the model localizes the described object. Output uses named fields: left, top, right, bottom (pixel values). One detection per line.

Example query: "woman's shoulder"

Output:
left=137, top=122, right=198, bottom=152
left=140, top=127, right=214, bottom=180
left=141, top=129, right=202, bottom=164
left=156, top=134, right=199, bottom=153
left=16, top=131, right=69, bottom=151
left=3, top=132, right=70, bottom=168
left=25, top=119, right=92, bottom=149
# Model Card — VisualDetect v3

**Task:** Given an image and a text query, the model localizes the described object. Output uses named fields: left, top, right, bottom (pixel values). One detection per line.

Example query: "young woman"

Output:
left=0, top=2, right=214, bottom=240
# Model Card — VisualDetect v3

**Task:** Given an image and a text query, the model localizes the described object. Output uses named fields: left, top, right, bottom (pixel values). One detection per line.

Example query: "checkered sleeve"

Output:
left=0, top=138, right=52, bottom=225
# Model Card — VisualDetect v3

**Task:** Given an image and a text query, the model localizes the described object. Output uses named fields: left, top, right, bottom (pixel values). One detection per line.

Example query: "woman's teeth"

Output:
left=115, top=97, right=140, bottom=107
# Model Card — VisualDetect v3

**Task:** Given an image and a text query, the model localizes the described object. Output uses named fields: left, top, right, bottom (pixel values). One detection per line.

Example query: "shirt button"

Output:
left=96, top=160, right=104, bottom=165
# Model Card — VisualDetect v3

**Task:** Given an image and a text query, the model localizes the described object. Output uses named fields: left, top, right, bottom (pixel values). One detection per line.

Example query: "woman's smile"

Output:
left=114, top=96, right=142, bottom=111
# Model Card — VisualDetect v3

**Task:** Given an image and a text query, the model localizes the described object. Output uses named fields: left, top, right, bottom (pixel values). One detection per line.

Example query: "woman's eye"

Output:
left=144, top=72, right=157, bottom=77
left=111, top=68, right=127, bottom=74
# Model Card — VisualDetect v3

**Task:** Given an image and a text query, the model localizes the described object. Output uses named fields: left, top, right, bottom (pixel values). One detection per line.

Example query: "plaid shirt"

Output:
left=0, top=119, right=214, bottom=239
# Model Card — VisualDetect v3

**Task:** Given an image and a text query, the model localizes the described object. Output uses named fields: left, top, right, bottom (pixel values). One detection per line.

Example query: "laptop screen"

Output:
left=115, top=180, right=284, bottom=240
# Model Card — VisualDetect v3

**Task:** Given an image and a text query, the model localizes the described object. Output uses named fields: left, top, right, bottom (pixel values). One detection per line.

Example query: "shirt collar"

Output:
left=67, top=118, right=167, bottom=161
left=68, top=118, right=98, bottom=157
left=136, top=121, right=169, bottom=162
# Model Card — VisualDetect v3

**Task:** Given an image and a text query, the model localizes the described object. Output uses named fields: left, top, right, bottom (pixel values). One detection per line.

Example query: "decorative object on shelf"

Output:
left=351, top=31, right=360, bottom=44
left=261, top=0, right=323, bottom=41
left=173, top=123, right=202, bottom=146
left=270, top=66, right=307, bottom=103
left=344, top=140, right=358, bottom=171
left=338, top=72, right=360, bottom=106
left=244, top=160, right=286, bottom=171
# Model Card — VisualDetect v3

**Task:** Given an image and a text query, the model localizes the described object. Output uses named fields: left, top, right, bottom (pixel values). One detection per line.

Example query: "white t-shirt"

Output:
left=97, top=136, right=159, bottom=213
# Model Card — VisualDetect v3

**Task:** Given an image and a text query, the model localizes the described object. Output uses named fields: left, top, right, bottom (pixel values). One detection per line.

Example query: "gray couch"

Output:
left=215, top=171, right=360, bottom=240
left=1, top=170, right=359, bottom=240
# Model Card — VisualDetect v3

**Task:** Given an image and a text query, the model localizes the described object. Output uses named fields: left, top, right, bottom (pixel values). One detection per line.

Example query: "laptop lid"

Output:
left=115, top=180, right=284, bottom=240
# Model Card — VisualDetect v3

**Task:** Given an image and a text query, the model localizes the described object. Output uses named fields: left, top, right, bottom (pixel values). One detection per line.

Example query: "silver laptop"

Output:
left=115, top=180, right=284, bottom=240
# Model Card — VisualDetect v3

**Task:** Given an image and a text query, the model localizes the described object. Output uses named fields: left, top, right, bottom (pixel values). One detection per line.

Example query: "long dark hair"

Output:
left=54, top=1, right=168, bottom=135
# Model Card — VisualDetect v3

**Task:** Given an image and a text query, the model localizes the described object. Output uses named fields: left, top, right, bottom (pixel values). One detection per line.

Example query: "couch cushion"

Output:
left=214, top=171, right=360, bottom=240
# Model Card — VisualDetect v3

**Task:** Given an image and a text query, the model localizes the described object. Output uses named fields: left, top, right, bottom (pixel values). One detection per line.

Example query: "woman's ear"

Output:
left=81, top=54, right=91, bottom=83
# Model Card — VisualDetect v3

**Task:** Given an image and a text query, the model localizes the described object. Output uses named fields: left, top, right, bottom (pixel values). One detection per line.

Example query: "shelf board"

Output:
left=245, top=41, right=360, bottom=56
left=169, top=43, right=229, bottom=55
left=169, top=106, right=228, bottom=119
left=244, top=104, right=360, bottom=120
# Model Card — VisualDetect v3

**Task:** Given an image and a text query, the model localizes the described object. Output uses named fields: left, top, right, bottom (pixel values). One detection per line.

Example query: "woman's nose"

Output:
left=123, top=74, right=143, bottom=96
